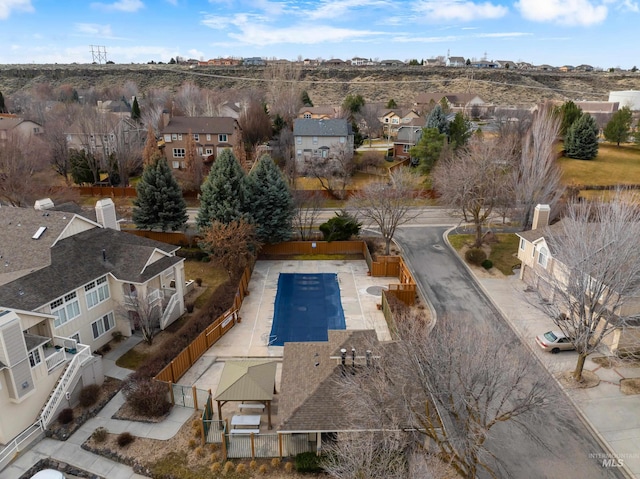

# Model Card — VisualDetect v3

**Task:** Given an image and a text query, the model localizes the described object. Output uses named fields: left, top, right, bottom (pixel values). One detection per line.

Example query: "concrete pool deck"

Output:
left=177, top=259, right=394, bottom=387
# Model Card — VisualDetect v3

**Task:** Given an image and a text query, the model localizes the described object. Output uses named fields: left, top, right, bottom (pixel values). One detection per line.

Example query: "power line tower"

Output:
left=90, top=45, right=108, bottom=64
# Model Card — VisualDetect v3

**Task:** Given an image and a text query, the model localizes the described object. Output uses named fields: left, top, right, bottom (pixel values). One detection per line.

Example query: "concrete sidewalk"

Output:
left=4, top=336, right=193, bottom=479
left=479, top=274, right=640, bottom=479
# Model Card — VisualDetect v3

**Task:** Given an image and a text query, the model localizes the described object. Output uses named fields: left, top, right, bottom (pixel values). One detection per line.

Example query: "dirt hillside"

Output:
left=1, top=64, right=640, bottom=106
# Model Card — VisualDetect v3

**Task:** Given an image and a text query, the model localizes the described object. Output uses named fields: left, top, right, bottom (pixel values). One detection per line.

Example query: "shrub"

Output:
left=259, top=464, right=268, bottom=475
left=271, top=457, right=281, bottom=468
left=186, top=303, right=195, bottom=313
left=481, top=259, right=493, bottom=270
left=465, top=247, right=487, bottom=266
left=224, top=461, right=234, bottom=473
left=285, top=462, right=294, bottom=473
left=92, top=427, right=108, bottom=443
left=210, top=452, right=220, bottom=463
left=79, top=384, right=101, bottom=408
left=188, top=438, right=198, bottom=449
left=195, top=446, right=205, bottom=458
left=195, top=277, right=203, bottom=286
left=210, top=462, right=222, bottom=473
left=319, top=211, right=361, bottom=242
left=117, top=432, right=134, bottom=447
left=111, top=331, right=124, bottom=342
left=100, top=343, right=111, bottom=354
left=58, top=408, right=74, bottom=425
left=249, top=460, right=258, bottom=470
left=295, top=451, right=323, bottom=473
left=236, top=463, right=247, bottom=473
left=121, top=376, right=171, bottom=417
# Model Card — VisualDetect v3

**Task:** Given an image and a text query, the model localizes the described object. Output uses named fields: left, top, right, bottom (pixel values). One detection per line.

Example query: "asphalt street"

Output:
left=395, top=226, right=625, bottom=479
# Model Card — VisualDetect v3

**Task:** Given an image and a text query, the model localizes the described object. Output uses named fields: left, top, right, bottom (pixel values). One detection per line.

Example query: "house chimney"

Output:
left=34, top=198, right=55, bottom=211
left=95, top=198, right=120, bottom=231
left=532, top=204, right=550, bottom=230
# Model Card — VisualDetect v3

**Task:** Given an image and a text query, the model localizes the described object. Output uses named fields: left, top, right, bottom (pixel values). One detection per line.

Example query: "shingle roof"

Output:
left=278, top=329, right=384, bottom=432
left=293, top=118, right=351, bottom=137
left=298, top=106, right=337, bottom=116
left=161, top=117, right=238, bottom=135
left=415, top=92, right=484, bottom=106
left=0, top=207, right=78, bottom=286
left=0, top=227, right=181, bottom=311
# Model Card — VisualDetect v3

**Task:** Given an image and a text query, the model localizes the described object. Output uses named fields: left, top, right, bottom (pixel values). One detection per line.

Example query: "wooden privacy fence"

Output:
left=372, top=256, right=417, bottom=305
left=123, top=229, right=196, bottom=247
left=154, top=265, right=252, bottom=383
left=260, top=240, right=368, bottom=256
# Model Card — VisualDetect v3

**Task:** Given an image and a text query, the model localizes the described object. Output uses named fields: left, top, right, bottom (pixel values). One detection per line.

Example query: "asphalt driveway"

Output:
left=395, top=226, right=625, bottom=479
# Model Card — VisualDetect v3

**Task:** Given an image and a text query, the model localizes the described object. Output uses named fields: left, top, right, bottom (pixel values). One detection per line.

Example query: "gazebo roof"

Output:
left=215, top=360, right=277, bottom=401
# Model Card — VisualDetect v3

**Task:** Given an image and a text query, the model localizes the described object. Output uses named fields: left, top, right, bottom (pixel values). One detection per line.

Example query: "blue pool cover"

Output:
left=269, top=273, right=346, bottom=346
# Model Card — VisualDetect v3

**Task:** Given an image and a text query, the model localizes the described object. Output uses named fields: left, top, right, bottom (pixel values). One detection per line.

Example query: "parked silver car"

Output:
left=535, top=330, right=575, bottom=354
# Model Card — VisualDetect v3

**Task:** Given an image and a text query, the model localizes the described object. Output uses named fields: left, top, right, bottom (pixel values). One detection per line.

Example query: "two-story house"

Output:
left=0, top=199, right=187, bottom=446
left=298, top=106, right=339, bottom=120
left=293, top=118, right=354, bottom=164
left=0, top=116, right=44, bottom=143
left=378, top=108, right=421, bottom=139
left=392, top=120, right=425, bottom=160
left=160, top=116, right=241, bottom=170
left=414, top=92, right=486, bottom=116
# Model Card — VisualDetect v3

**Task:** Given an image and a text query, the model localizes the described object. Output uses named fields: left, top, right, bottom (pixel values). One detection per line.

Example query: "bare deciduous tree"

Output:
left=538, top=192, right=640, bottom=381
left=109, top=118, right=145, bottom=186
left=199, top=220, right=262, bottom=280
left=174, top=82, right=202, bottom=117
left=358, top=103, right=382, bottom=147
left=514, top=102, right=565, bottom=230
left=303, top=143, right=355, bottom=200
left=0, top=131, right=49, bottom=206
left=121, top=292, right=161, bottom=345
left=292, top=190, right=324, bottom=240
left=43, top=103, right=79, bottom=184
left=238, top=95, right=272, bottom=163
left=432, top=136, right=516, bottom=246
left=336, top=310, right=558, bottom=479
left=349, top=167, right=420, bottom=255
left=264, top=63, right=303, bottom=126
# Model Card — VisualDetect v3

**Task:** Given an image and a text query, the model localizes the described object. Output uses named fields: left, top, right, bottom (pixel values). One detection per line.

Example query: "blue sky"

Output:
left=0, top=0, right=638, bottom=68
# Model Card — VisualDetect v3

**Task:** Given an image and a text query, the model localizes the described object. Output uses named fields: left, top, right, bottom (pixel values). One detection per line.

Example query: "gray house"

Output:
left=293, top=118, right=354, bottom=164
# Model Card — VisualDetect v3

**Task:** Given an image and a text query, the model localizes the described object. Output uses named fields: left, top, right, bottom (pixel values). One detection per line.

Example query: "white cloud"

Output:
left=617, top=0, right=639, bottom=12
left=91, top=0, right=144, bottom=13
left=515, top=0, right=608, bottom=26
left=225, top=23, right=382, bottom=46
left=0, top=0, right=34, bottom=20
left=413, top=0, right=508, bottom=21
left=74, top=23, right=113, bottom=37
left=476, top=32, right=533, bottom=38
left=392, top=34, right=461, bottom=43
left=307, top=0, right=391, bottom=20
left=187, top=49, right=204, bottom=59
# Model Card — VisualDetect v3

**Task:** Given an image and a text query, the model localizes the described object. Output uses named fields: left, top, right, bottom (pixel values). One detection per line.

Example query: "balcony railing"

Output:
left=44, top=348, right=66, bottom=372
left=124, top=288, right=163, bottom=308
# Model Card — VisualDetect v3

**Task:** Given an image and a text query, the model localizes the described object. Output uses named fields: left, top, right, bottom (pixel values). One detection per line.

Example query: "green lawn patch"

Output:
left=115, top=348, right=148, bottom=370
left=184, top=259, right=229, bottom=309
left=448, top=233, right=521, bottom=276
left=560, top=143, right=640, bottom=186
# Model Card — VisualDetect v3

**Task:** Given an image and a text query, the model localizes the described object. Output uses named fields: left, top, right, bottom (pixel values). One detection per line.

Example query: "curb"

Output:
left=442, top=227, right=635, bottom=479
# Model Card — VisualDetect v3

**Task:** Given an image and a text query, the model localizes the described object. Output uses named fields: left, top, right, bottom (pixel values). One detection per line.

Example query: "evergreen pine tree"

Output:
left=603, top=106, right=633, bottom=146
left=426, top=104, right=449, bottom=135
left=301, top=90, right=313, bottom=107
left=565, top=113, right=599, bottom=160
left=196, top=149, right=249, bottom=230
left=132, top=157, right=188, bottom=231
left=556, top=100, right=583, bottom=136
left=247, top=155, right=294, bottom=244
left=131, top=96, right=141, bottom=121
left=0, top=91, right=7, bottom=113
left=448, top=112, right=472, bottom=150
left=386, top=98, right=397, bottom=109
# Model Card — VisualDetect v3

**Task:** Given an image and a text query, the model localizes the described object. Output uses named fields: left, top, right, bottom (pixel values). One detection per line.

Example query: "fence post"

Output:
left=168, top=381, right=175, bottom=405
left=200, top=416, right=205, bottom=446
left=250, top=433, right=256, bottom=459
left=193, top=385, right=198, bottom=410
left=278, top=432, right=283, bottom=458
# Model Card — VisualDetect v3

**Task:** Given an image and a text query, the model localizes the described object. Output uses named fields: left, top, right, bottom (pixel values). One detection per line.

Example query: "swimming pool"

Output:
left=268, top=273, right=346, bottom=346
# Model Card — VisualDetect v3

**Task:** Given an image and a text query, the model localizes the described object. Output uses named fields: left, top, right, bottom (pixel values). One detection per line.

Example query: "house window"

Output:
left=537, top=247, right=549, bottom=268
left=205, top=148, right=213, bottom=155
left=402, top=144, right=410, bottom=153
left=206, top=134, right=211, bottom=141
left=296, top=149, right=302, bottom=157
left=296, top=137, right=302, bottom=145
left=51, top=292, right=81, bottom=328
left=173, top=148, right=185, bottom=158
left=164, top=134, right=172, bottom=142
left=218, top=134, right=228, bottom=142
left=177, top=134, right=183, bottom=140
left=384, top=118, right=390, bottom=123
left=171, top=133, right=178, bottom=140
left=193, top=133, right=199, bottom=142
left=312, top=136, right=318, bottom=145
left=304, top=113, right=311, bottom=119
left=33, top=127, right=40, bottom=134
left=340, top=137, right=345, bottom=143
left=392, top=118, right=399, bottom=124
left=91, top=312, right=116, bottom=340
left=172, top=161, right=180, bottom=169
left=519, top=238, right=525, bottom=251
left=29, top=349, right=42, bottom=368
left=197, top=147, right=203, bottom=155
left=85, top=276, right=110, bottom=309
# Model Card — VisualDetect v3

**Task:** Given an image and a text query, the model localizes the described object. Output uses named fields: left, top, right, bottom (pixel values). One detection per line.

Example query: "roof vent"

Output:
left=32, top=226, right=47, bottom=240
